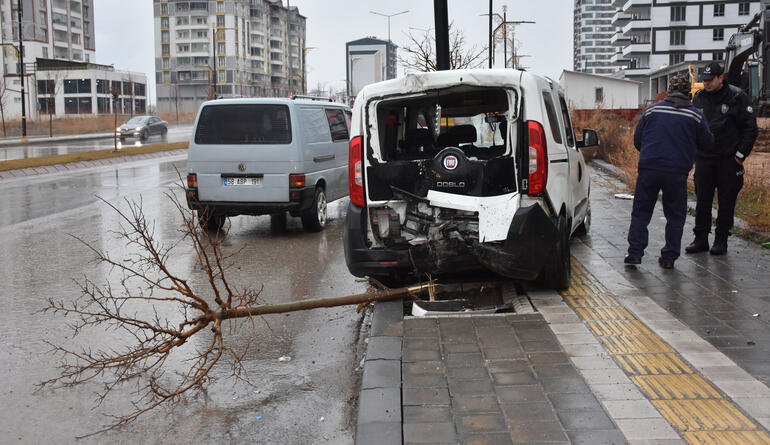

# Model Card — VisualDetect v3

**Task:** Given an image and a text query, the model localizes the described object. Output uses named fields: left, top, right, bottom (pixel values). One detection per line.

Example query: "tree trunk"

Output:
left=219, top=283, right=434, bottom=320
left=1, top=103, right=5, bottom=137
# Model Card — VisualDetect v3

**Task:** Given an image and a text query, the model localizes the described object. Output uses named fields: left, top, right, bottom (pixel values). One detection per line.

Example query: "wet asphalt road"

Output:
left=0, top=156, right=367, bottom=444
left=0, top=125, right=193, bottom=161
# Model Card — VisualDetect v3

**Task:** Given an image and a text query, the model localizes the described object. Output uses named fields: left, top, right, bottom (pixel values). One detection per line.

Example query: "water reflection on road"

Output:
left=0, top=157, right=364, bottom=444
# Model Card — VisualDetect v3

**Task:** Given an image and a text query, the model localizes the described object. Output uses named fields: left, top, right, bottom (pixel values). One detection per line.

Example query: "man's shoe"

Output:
left=624, top=255, right=642, bottom=265
left=710, top=239, right=727, bottom=255
left=658, top=257, right=675, bottom=269
left=685, top=238, right=709, bottom=254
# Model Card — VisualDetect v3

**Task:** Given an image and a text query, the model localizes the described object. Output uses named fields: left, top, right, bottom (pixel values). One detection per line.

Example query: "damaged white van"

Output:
left=343, top=69, right=597, bottom=289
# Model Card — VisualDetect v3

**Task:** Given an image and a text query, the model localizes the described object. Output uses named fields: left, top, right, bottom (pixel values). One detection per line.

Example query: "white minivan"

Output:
left=343, top=69, right=598, bottom=289
left=186, top=97, right=350, bottom=232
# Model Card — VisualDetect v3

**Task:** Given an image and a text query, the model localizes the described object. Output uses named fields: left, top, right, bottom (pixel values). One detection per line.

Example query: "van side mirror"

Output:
left=577, top=128, right=599, bottom=148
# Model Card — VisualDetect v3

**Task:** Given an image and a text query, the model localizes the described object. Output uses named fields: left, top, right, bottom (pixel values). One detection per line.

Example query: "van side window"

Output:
left=325, top=108, right=349, bottom=141
left=557, top=95, right=575, bottom=148
left=541, top=91, right=563, bottom=144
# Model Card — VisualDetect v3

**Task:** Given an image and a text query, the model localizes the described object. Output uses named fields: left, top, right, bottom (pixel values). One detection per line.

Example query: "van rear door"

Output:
left=190, top=103, right=297, bottom=203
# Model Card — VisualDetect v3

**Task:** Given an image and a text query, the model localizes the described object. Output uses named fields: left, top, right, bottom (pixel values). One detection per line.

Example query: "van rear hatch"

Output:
left=190, top=103, right=297, bottom=203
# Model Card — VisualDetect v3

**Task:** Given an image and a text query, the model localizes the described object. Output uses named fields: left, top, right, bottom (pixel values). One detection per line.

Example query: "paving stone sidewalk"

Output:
left=586, top=166, right=770, bottom=385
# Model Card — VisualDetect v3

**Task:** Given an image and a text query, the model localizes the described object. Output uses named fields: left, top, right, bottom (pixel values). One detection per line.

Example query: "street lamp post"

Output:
left=369, top=10, right=409, bottom=42
left=16, top=0, right=27, bottom=142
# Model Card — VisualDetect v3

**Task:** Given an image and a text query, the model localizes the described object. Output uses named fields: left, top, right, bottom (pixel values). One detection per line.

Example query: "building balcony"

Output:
left=612, top=0, right=626, bottom=8
left=622, top=42, right=651, bottom=56
left=621, top=0, right=651, bottom=13
left=610, top=31, right=631, bottom=46
left=624, top=67, right=651, bottom=77
left=611, top=52, right=631, bottom=65
left=623, top=19, right=651, bottom=34
left=612, top=10, right=632, bottom=26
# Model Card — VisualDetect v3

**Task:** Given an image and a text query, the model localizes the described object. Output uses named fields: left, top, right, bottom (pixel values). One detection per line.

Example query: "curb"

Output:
left=355, top=299, right=404, bottom=445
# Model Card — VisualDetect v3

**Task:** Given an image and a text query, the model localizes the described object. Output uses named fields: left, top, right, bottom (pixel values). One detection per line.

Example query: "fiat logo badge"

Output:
left=238, top=163, right=246, bottom=172
left=443, top=155, right=458, bottom=171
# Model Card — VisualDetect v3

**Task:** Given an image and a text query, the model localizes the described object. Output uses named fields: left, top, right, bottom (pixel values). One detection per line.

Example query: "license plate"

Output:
left=223, top=177, right=262, bottom=186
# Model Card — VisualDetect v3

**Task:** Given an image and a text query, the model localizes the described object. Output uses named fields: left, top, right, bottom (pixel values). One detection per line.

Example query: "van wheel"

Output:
left=270, top=212, right=287, bottom=232
left=540, top=215, right=571, bottom=290
left=198, top=212, right=226, bottom=232
left=574, top=204, right=591, bottom=236
left=302, top=187, right=327, bottom=232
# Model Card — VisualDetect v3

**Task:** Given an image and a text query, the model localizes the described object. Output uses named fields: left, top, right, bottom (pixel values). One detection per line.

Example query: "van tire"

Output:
left=199, top=212, right=226, bottom=232
left=540, top=215, right=571, bottom=290
left=301, top=187, right=327, bottom=232
left=270, top=212, right=287, bottom=232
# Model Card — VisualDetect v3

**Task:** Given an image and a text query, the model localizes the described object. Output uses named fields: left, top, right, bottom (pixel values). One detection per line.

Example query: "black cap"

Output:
left=700, top=62, right=724, bottom=81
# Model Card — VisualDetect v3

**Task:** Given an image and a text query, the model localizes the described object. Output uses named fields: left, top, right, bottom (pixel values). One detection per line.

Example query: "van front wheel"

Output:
left=301, top=187, right=327, bottom=232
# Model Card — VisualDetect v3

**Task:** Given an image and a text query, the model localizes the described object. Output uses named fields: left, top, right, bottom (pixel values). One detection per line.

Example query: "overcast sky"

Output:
left=94, top=0, right=573, bottom=106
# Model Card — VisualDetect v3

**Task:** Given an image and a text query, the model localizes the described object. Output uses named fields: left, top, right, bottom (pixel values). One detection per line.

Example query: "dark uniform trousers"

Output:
left=693, top=157, right=745, bottom=239
left=628, top=169, right=688, bottom=260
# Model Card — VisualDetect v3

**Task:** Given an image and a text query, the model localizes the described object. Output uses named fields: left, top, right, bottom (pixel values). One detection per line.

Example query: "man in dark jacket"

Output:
left=625, top=75, right=714, bottom=269
left=685, top=61, right=758, bottom=255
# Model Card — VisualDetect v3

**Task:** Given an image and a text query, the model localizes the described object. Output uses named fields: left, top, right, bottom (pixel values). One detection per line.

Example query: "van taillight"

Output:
left=187, top=173, right=198, bottom=188
left=349, top=136, right=364, bottom=207
left=527, top=121, right=548, bottom=196
left=289, top=174, right=306, bottom=188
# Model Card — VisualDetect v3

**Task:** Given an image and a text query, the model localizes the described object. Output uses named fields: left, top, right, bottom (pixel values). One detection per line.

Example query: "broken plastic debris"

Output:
left=278, top=356, right=292, bottom=362
left=614, top=193, right=634, bottom=200
left=762, top=242, right=770, bottom=249
left=319, top=417, right=325, bottom=422
left=255, top=416, right=262, bottom=421
left=753, top=313, right=760, bottom=317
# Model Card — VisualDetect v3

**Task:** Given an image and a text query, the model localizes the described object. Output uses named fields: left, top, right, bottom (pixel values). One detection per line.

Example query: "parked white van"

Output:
left=186, top=97, right=351, bottom=232
left=343, top=69, right=598, bottom=289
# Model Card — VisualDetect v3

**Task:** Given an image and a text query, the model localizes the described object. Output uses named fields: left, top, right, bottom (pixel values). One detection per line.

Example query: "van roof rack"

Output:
left=291, top=94, right=333, bottom=102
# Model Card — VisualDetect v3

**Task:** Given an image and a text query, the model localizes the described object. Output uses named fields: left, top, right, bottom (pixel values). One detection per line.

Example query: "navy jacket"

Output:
left=692, top=84, right=758, bottom=160
left=633, top=93, right=714, bottom=174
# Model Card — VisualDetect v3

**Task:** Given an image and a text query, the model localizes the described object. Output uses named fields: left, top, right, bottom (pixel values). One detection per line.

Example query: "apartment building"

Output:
left=610, top=0, right=761, bottom=81
left=574, top=0, right=620, bottom=75
left=154, top=0, right=307, bottom=114
left=346, top=37, right=397, bottom=101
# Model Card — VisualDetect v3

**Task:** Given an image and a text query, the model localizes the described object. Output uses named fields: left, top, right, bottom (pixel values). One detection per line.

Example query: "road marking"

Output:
left=562, top=259, right=770, bottom=444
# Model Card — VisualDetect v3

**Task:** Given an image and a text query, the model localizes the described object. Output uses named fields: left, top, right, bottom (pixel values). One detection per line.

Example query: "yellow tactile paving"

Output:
left=562, top=259, right=770, bottom=444
left=615, top=353, right=692, bottom=375
left=684, top=431, right=770, bottom=445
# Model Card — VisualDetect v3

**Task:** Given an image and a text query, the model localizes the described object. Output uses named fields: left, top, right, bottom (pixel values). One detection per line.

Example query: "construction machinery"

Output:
left=724, top=1, right=770, bottom=114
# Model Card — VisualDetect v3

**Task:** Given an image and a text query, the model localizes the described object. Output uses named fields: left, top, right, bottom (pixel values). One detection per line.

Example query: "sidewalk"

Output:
left=0, top=131, right=115, bottom=147
left=356, top=166, right=770, bottom=444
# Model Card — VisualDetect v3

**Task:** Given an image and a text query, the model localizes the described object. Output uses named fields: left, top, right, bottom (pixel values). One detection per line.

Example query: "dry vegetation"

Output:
left=0, top=112, right=197, bottom=138
left=574, top=109, right=770, bottom=233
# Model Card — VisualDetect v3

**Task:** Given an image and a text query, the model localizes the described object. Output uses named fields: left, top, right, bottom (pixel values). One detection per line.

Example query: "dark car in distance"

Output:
left=118, top=116, right=168, bottom=142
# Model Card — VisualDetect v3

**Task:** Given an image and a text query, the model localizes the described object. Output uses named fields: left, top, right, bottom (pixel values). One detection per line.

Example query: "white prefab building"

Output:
left=346, top=37, right=397, bottom=102
left=21, top=58, right=147, bottom=118
left=560, top=69, right=640, bottom=109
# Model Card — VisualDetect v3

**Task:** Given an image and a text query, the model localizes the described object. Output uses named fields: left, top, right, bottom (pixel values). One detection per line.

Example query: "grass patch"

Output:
left=0, top=141, right=188, bottom=172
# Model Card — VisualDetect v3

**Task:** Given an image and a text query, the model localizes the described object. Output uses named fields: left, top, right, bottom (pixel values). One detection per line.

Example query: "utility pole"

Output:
left=434, top=0, right=449, bottom=70
left=492, top=12, right=535, bottom=69
left=211, top=23, right=217, bottom=98
left=488, top=0, right=493, bottom=68
left=369, top=10, right=409, bottom=42
left=17, top=0, right=27, bottom=142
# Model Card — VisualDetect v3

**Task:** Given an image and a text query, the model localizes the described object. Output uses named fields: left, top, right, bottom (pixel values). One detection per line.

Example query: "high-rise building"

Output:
left=573, top=0, right=619, bottom=75
left=610, top=0, right=761, bottom=80
left=154, top=0, right=307, bottom=114
left=1, top=1, right=145, bottom=119
left=346, top=37, right=397, bottom=102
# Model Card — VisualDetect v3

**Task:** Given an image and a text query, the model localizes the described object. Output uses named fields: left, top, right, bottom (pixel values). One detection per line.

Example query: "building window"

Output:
left=714, top=4, right=725, bottom=17
left=38, top=97, right=55, bottom=114
left=669, top=52, right=685, bottom=65
left=161, top=17, right=169, bottom=29
left=713, top=28, right=724, bottom=41
left=713, top=51, right=724, bottom=61
left=97, top=97, right=110, bottom=113
left=160, top=3, right=168, bottom=15
left=739, top=2, right=750, bottom=16
left=37, top=79, right=55, bottom=94
left=670, top=29, right=685, bottom=46
left=595, top=87, right=604, bottom=104
left=670, top=5, right=686, bottom=22
left=96, top=79, right=109, bottom=94
left=65, top=97, right=92, bottom=114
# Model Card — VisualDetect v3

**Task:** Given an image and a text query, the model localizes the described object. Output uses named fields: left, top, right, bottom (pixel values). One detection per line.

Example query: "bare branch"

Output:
left=398, top=22, right=488, bottom=72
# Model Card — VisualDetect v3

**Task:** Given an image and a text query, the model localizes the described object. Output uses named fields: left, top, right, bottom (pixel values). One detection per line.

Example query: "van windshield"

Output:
left=194, top=104, right=292, bottom=145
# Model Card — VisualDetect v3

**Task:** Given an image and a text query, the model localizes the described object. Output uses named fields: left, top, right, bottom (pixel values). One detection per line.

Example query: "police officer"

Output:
left=685, top=62, right=758, bottom=255
left=625, top=75, right=713, bottom=269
